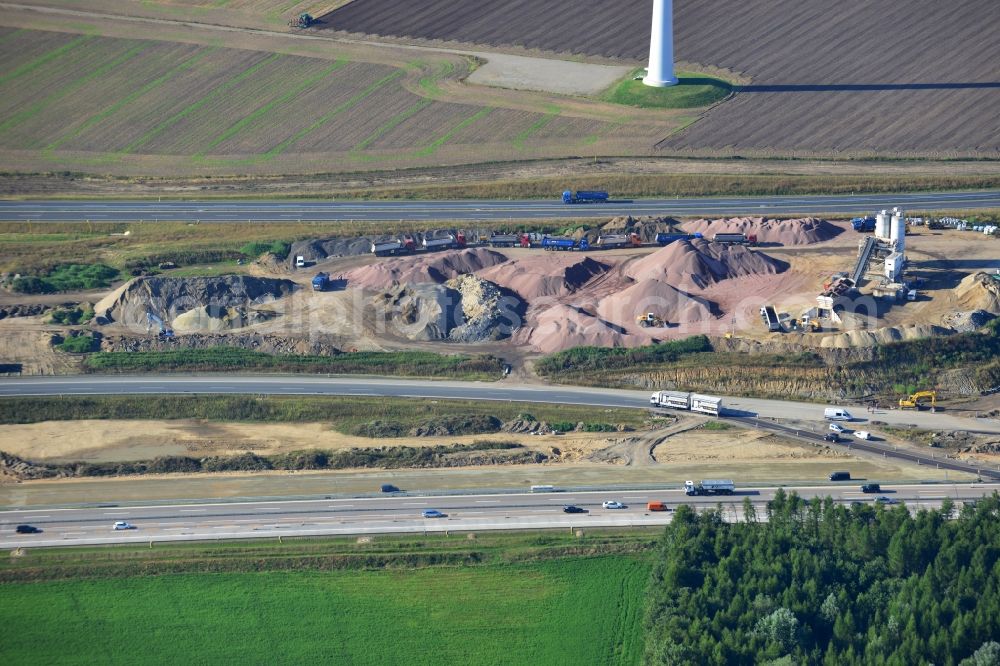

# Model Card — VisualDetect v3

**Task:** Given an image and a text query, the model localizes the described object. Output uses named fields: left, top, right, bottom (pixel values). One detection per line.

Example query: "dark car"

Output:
left=829, top=471, right=851, bottom=481
left=15, top=524, right=41, bottom=534
left=380, top=484, right=400, bottom=493
left=824, top=433, right=840, bottom=443
left=861, top=483, right=881, bottom=493
left=562, top=505, right=587, bottom=514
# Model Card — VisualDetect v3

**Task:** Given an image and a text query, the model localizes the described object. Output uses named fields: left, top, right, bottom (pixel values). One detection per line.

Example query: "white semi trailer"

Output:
left=685, top=479, right=735, bottom=496
left=650, top=391, right=723, bottom=417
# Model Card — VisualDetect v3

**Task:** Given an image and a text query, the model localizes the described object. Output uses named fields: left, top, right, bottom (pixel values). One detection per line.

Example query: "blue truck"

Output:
left=562, top=190, right=609, bottom=204
left=851, top=216, right=876, bottom=232
left=655, top=232, right=703, bottom=246
left=311, top=272, right=330, bottom=291
left=541, top=236, right=590, bottom=251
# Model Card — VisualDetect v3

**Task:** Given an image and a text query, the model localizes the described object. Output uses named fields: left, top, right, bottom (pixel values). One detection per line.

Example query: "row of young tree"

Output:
left=643, top=492, right=1000, bottom=665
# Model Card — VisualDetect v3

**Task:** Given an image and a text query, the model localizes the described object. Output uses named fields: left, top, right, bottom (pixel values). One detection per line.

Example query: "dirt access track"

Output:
left=326, top=0, right=1000, bottom=157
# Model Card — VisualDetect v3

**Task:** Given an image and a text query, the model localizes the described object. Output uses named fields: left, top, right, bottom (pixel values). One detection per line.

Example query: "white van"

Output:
left=530, top=485, right=556, bottom=493
left=295, top=255, right=306, bottom=268
left=824, top=408, right=852, bottom=421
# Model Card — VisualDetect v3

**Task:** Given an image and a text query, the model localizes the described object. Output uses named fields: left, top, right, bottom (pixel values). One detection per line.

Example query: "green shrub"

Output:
left=239, top=240, right=290, bottom=260
left=10, top=276, right=54, bottom=294
left=57, top=335, right=98, bottom=353
left=50, top=305, right=94, bottom=325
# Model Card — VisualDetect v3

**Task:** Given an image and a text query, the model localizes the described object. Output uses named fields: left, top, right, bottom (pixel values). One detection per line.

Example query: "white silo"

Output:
left=875, top=209, right=891, bottom=239
left=643, top=0, right=678, bottom=87
left=890, top=207, right=906, bottom=253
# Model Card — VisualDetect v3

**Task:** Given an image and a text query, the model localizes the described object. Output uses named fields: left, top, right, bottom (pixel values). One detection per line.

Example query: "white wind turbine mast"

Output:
left=643, top=0, right=678, bottom=87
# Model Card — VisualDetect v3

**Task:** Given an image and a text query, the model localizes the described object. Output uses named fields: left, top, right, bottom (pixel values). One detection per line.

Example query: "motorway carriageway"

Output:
left=2, top=484, right=996, bottom=549
left=2, top=191, right=999, bottom=222
left=3, top=375, right=1000, bottom=481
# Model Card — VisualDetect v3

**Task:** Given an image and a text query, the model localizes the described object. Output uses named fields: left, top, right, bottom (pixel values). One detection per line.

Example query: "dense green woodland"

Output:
left=644, top=492, right=1000, bottom=665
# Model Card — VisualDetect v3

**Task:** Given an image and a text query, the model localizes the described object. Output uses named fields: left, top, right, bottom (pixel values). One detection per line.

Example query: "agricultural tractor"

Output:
left=637, top=312, right=668, bottom=328
left=289, top=13, right=314, bottom=29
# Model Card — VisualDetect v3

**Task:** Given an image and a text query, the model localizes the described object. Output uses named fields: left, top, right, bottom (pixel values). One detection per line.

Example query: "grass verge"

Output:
left=83, top=348, right=505, bottom=380
left=0, top=395, right=648, bottom=430
left=0, top=533, right=652, bottom=665
left=603, top=70, right=732, bottom=108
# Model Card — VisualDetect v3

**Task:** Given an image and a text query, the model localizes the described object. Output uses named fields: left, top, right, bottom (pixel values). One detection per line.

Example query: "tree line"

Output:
left=644, top=491, right=1000, bottom=665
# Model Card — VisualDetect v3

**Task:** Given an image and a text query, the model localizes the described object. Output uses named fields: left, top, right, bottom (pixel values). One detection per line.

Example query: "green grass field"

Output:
left=0, top=556, right=648, bottom=665
left=603, top=71, right=732, bottom=109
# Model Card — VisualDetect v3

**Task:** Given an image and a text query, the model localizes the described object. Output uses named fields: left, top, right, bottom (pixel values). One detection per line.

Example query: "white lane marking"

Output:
left=330, top=505, right=354, bottom=508
left=402, top=502, right=428, bottom=506
left=475, top=500, right=500, bottom=504
left=179, top=509, right=206, bottom=512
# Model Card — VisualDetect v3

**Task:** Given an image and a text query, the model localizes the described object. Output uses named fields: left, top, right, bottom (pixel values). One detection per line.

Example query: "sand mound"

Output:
left=955, top=272, right=1000, bottom=312
left=817, top=324, right=953, bottom=348
left=625, top=239, right=788, bottom=289
left=682, top=217, right=842, bottom=245
left=172, top=305, right=278, bottom=333
left=527, top=305, right=637, bottom=353
left=596, top=280, right=719, bottom=327
left=346, top=248, right=509, bottom=289
left=479, top=255, right=610, bottom=300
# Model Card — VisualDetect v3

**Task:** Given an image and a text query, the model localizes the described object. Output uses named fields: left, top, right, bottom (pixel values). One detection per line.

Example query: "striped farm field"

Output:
left=0, top=28, right=654, bottom=174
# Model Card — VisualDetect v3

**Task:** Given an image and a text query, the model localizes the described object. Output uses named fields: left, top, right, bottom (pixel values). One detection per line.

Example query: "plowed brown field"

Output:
left=325, top=0, right=1000, bottom=156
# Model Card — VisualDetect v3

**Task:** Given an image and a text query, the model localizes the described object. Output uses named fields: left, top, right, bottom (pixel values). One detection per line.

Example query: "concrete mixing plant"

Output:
left=643, top=0, right=678, bottom=87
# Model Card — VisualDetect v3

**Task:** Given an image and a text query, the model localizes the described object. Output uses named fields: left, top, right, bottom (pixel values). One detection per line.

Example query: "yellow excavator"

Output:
left=899, top=390, right=936, bottom=411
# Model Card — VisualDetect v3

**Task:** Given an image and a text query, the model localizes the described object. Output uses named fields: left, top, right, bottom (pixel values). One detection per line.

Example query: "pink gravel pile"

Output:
left=345, top=248, right=509, bottom=289
left=596, top=279, right=718, bottom=326
left=681, top=216, right=841, bottom=245
left=478, top=255, right=610, bottom=300
left=625, top=239, right=788, bottom=289
left=526, top=305, right=640, bottom=353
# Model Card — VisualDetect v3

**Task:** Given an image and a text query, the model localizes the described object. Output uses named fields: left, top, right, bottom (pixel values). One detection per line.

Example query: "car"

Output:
left=562, top=505, right=587, bottom=514
left=861, top=483, right=881, bottom=493
left=824, top=433, right=841, bottom=443
left=15, top=524, right=41, bottom=534
left=380, top=484, right=400, bottom=493
left=602, top=501, right=625, bottom=510
left=112, top=521, right=135, bottom=530
left=421, top=509, right=446, bottom=519
left=828, top=423, right=846, bottom=433
left=874, top=496, right=899, bottom=505
left=854, top=430, right=872, bottom=441
left=828, top=471, right=851, bottom=481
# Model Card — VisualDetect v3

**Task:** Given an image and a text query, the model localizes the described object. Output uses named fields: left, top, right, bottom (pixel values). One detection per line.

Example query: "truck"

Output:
left=655, top=232, right=702, bottom=246
left=650, top=390, right=692, bottom=410
left=684, top=479, right=735, bottom=496
left=541, top=236, right=590, bottom=251
left=851, top=216, right=877, bottom=232
left=712, top=233, right=757, bottom=245
left=562, top=190, right=609, bottom=204
left=649, top=390, right=722, bottom=416
left=422, top=234, right=457, bottom=251
left=489, top=233, right=531, bottom=248
left=595, top=233, right=641, bottom=248
left=759, top=305, right=780, bottom=332
left=311, top=272, right=330, bottom=291
left=371, top=236, right=416, bottom=257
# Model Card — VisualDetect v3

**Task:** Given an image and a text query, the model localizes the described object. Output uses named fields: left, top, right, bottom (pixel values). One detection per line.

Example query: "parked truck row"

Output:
left=649, top=390, right=723, bottom=417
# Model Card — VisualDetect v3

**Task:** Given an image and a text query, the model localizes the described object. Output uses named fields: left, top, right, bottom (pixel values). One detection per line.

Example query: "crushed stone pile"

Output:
left=446, top=274, right=520, bottom=342
left=346, top=248, right=509, bottom=289
left=596, top=279, right=719, bottom=327
left=371, top=283, right=460, bottom=341
left=95, top=276, right=296, bottom=332
left=100, top=332, right=344, bottom=355
left=954, top=272, right=1000, bottom=312
left=526, top=305, right=640, bottom=353
left=625, top=239, right=788, bottom=289
left=942, top=309, right=996, bottom=333
left=478, top=255, right=609, bottom=300
left=682, top=216, right=842, bottom=245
